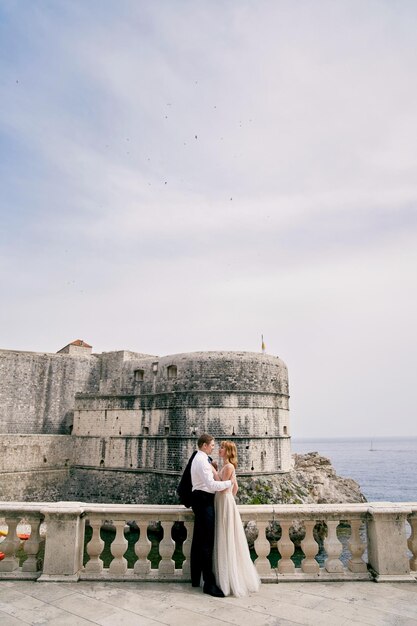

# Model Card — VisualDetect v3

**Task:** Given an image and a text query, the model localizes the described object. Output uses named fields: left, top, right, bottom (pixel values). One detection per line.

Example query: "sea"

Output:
left=292, top=437, right=417, bottom=502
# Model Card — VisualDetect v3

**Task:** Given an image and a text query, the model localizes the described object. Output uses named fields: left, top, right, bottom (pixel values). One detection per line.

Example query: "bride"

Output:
left=212, top=440, right=261, bottom=597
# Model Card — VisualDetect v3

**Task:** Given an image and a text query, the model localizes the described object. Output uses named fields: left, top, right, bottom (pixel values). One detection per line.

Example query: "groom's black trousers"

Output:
left=190, top=490, right=216, bottom=587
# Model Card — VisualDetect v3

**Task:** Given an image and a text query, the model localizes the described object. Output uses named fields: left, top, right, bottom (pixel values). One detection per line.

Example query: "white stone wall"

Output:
left=0, top=434, right=74, bottom=472
left=0, top=434, right=73, bottom=501
left=0, top=349, right=99, bottom=434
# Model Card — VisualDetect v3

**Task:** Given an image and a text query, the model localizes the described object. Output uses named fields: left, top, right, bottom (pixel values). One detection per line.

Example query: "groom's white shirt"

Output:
left=191, top=450, right=232, bottom=493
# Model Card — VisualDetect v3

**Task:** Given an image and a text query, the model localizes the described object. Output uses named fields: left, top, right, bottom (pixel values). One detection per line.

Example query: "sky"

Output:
left=1, top=1, right=416, bottom=438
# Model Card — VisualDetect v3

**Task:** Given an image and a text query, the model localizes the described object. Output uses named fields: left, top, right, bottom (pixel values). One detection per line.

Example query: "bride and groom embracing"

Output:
left=185, top=433, right=261, bottom=598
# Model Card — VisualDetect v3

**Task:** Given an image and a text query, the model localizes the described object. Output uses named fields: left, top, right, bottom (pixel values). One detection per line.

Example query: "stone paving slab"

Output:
left=0, top=581, right=416, bottom=625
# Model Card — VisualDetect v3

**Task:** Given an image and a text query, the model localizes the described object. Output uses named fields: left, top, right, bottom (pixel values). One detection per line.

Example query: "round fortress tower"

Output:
left=74, top=350, right=292, bottom=477
left=154, top=351, right=292, bottom=474
left=153, top=351, right=289, bottom=395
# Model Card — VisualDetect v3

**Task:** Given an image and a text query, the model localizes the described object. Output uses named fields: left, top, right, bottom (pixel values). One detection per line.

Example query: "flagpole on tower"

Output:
left=261, top=334, right=266, bottom=353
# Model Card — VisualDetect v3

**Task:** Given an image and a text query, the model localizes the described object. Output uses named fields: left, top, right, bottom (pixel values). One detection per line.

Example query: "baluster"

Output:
left=134, top=521, right=151, bottom=574
left=254, top=521, right=271, bottom=575
left=407, top=517, right=417, bottom=571
left=85, top=519, right=104, bottom=573
left=348, top=518, right=367, bottom=573
left=277, top=521, right=295, bottom=574
left=22, top=518, right=42, bottom=572
left=324, top=520, right=344, bottom=573
left=181, top=521, right=193, bottom=577
left=0, top=517, right=20, bottom=572
left=300, top=520, right=319, bottom=574
left=158, top=521, right=175, bottom=575
left=108, top=520, right=128, bottom=575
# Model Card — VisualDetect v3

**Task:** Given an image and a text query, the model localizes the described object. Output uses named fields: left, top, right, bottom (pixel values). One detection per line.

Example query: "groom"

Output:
left=190, top=433, right=232, bottom=597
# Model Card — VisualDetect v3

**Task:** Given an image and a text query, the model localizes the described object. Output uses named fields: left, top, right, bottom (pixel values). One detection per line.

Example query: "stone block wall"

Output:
left=64, top=468, right=179, bottom=504
left=0, top=349, right=100, bottom=434
left=71, top=434, right=285, bottom=475
left=0, top=434, right=73, bottom=501
left=73, top=393, right=289, bottom=438
left=0, top=434, right=74, bottom=472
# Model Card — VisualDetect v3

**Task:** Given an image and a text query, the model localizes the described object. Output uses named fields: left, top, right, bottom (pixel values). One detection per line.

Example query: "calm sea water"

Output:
left=292, top=437, right=417, bottom=502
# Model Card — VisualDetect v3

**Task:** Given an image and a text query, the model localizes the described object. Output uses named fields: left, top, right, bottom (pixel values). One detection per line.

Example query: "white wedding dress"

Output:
left=213, top=467, right=261, bottom=597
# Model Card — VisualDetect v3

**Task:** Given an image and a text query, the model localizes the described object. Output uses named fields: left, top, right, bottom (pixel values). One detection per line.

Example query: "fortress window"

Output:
left=152, top=362, right=158, bottom=374
left=143, top=426, right=149, bottom=435
left=167, top=365, right=177, bottom=379
left=134, top=369, right=144, bottom=381
left=165, top=426, right=170, bottom=435
left=283, top=426, right=288, bottom=435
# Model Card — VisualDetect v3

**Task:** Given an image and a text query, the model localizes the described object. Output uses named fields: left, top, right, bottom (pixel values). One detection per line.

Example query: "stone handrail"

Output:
left=0, top=502, right=416, bottom=583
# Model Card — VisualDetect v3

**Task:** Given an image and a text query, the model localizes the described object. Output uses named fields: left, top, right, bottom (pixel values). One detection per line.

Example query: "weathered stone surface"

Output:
left=237, top=452, right=366, bottom=507
left=0, top=349, right=99, bottom=434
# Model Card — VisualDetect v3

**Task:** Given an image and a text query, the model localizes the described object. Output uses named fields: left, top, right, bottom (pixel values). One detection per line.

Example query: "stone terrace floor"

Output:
left=0, top=580, right=417, bottom=626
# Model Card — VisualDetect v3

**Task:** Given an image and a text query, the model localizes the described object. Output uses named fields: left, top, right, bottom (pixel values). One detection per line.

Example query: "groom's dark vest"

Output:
left=177, top=450, right=198, bottom=507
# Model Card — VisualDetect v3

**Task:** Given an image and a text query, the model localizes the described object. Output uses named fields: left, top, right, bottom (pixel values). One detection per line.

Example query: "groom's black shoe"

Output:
left=203, top=583, right=225, bottom=598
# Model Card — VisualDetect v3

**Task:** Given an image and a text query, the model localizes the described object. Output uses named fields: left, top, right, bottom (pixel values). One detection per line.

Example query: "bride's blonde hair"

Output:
left=221, top=440, right=238, bottom=469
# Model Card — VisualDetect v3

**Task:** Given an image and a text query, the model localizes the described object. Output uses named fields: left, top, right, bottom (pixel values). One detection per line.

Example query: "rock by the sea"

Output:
left=237, top=451, right=366, bottom=506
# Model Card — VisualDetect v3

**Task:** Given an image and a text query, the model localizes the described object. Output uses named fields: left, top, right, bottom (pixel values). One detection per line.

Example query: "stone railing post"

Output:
left=324, top=520, right=344, bottom=573
left=134, top=521, right=152, bottom=575
left=84, top=517, right=104, bottom=573
left=0, top=516, right=20, bottom=572
left=39, top=503, right=86, bottom=582
left=277, top=520, right=295, bottom=574
left=408, top=513, right=417, bottom=573
left=22, top=515, right=43, bottom=573
left=109, top=520, right=128, bottom=575
left=347, top=518, right=367, bottom=573
left=181, top=520, right=193, bottom=578
left=253, top=520, right=272, bottom=576
left=158, top=520, right=175, bottom=575
left=300, top=520, right=319, bottom=574
left=366, top=504, right=413, bottom=582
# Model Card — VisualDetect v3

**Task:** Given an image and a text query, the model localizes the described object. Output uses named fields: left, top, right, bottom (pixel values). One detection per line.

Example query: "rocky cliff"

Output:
left=237, top=452, right=366, bottom=505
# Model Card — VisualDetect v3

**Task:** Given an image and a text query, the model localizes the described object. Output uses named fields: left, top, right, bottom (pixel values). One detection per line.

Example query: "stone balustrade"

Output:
left=1, top=502, right=416, bottom=584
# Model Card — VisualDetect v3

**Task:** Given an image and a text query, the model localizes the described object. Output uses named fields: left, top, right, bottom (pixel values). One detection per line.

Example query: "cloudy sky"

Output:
left=1, top=1, right=416, bottom=438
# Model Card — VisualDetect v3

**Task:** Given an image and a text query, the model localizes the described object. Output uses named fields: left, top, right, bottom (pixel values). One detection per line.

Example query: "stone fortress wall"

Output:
left=0, top=347, right=99, bottom=434
left=0, top=342, right=292, bottom=503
